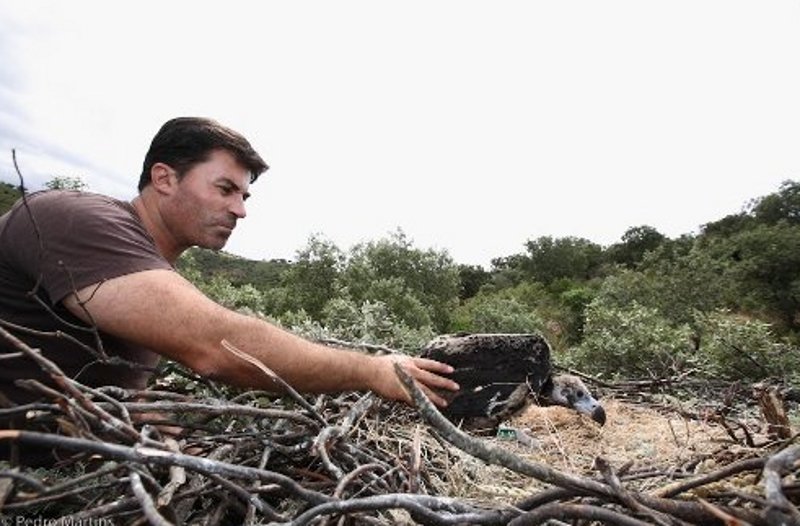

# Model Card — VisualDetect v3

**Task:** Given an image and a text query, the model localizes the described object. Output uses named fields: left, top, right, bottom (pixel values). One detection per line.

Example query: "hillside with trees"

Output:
left=4, top=176, right=797, bottom=384
left=182, top=180, right=800, bottom=387
left=0, top=181, right=21, bottom=214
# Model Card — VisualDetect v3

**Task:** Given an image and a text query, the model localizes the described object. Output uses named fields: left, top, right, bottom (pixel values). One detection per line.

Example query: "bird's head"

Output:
left=540, top=374, right=606, bottom=426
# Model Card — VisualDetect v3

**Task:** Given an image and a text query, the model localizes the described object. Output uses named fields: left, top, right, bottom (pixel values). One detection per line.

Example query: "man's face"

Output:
left=164, top=149, right=251, bottom=251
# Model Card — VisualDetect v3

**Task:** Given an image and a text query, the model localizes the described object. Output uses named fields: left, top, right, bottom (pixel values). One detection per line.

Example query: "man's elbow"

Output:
left=190, top=359, right=226, bottom=383
left=174, top=344, right=227, bottom=383
left=179, top=346, right=259, bottom=390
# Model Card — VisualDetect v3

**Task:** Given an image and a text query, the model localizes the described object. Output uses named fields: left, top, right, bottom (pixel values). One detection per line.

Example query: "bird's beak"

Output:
left=591, top=405, right=606, bottom=426
left=572, top=396, right=606, bottom=427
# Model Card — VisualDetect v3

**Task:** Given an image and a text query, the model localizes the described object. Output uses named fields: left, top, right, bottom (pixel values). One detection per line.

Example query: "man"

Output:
left=0, top=117, right=458, bottom=440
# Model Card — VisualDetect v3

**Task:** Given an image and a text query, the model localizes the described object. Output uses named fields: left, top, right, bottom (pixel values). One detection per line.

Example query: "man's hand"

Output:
left=369, top=355, right=459, bottom=408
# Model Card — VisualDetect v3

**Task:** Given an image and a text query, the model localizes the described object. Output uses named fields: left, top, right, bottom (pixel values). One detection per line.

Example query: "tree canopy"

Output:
left=4, top=171, right=796, bottom=383
left=0, top=182, right=21, bottom=215
left=179, top=179, right=798, bottom=385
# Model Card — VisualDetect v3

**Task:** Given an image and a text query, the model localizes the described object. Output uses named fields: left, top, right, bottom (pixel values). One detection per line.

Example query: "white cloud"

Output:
left=1, top=0, right=798, bottom=266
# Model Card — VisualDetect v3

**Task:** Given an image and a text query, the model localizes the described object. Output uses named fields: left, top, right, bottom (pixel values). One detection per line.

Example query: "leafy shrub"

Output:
left=203, top=277, right=266, bottom=312
left=45, top=175, right=89, bottom=191
left=178, top=253, right=266, bottom=313
left=341, top=230, right=460, bottom=332
left=259, top=285, right=295, bottom=318
left=278, top=299, right=434, bottom=353
left=556, top=285, right=597, bottom=343
left=451, top=294, right=545, bottom=334
left=350, top=277, right=432, bottom=329
left=0, top=181, right=21, bottom=215
left=597, top=250, right=729, bottom=327
left=572, top=301, right=694, bottom=378
left=282, top=235, right=345, bottom=319
left=695, top=310, right=800, bottom=384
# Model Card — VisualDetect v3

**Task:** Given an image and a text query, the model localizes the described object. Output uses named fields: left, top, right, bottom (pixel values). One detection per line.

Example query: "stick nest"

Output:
left=0, top=349, right=798, bottom=525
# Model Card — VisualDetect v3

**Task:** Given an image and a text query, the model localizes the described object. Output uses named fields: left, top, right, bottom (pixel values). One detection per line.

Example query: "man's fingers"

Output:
left=386, top=355, right=460, bottom=408
left=403, top=358, right=459, bottom=391
left=410, top=357, right=454, bottom=374
left=410, top=366, right=460, bottom=393
left=396, top=357, right=459, bottom=408
left=419, top=384, right=449, bottom=408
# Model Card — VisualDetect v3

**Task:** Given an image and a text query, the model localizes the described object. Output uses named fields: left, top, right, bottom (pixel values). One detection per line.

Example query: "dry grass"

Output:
left=516, top=399, right=723, bottom=470
left=438, top=397, right=781, bottom=506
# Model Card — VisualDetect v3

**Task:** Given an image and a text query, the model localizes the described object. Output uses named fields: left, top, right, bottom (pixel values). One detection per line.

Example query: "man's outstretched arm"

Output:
left=63, top=269, right=459, bottom=405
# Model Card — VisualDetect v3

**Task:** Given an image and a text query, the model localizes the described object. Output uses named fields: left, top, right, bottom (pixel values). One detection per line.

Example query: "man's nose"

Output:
left=230, top=196, right=247, bottom=219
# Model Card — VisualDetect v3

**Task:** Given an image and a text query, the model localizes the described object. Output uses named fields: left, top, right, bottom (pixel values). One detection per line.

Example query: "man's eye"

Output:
left=219, top=186, right=233, bottom=195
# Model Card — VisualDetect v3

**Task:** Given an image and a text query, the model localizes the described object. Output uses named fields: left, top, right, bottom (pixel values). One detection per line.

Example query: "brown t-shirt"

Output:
left=0, top=190, right=174, bottom=407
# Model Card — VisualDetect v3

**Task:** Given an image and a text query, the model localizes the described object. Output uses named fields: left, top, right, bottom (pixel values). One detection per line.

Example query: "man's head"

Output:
left=136, top=118, right=269, bottom=258
left=138, top=117, right=268, bottom=192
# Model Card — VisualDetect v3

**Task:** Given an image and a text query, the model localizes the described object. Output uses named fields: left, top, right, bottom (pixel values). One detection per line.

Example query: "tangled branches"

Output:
left=0, top=325, right=798, bottom=525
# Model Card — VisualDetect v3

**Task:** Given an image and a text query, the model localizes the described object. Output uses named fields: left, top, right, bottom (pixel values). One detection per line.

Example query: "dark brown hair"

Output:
left=138, top=117, right=269, bottom=192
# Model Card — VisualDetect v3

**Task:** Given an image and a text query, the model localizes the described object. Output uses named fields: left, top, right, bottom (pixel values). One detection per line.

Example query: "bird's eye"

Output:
left=576, top=390, right=584, bottom=398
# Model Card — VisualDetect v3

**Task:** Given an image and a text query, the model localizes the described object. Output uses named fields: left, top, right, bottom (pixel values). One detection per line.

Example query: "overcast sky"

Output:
left=1, top=1, right=798, bottom=268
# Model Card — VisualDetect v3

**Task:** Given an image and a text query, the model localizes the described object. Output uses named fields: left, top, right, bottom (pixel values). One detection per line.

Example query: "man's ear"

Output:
left=149, top=163, right=177, bottom=195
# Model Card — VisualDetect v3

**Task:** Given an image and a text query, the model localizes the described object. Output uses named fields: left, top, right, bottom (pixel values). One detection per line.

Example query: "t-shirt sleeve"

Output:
left=3, top=191, right=174, bottom=305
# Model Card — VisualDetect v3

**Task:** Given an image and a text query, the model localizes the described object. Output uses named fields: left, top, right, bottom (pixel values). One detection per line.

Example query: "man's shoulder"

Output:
left=20, top=190, right=135, bottom=223
left=3, top=190, right=145, bottom=246
left=1, top=189, right=169, bottom=305
left=27, top=189, right=128, bottom=209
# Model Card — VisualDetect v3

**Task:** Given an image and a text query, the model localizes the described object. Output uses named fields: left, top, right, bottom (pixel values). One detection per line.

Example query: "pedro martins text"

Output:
left=2, top=518, right=113, bottom=526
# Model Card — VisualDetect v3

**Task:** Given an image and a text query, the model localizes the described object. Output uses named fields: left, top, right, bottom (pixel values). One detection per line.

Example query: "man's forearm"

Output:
left=203, top=311, right=377, bottom=394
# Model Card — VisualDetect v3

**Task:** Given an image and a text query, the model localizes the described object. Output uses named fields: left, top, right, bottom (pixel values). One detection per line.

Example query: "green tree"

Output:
left=522, top=236, right=604, bottom=285
left=701, top=213, right=755, bottom=238
left=320, top=298, right=434, bottom=351
left=701, top=180, right=799, bottom=236
left=557, top=285, right=597, bottom=343
left=451, top=293, right=545, bottom=334
left=696, top=310, right=800, bottom=383
left=595, top=245, right=730, bottom=329
left=340, top=230, right=460, bottom=332
left=486, top=254, right=528, bottom=290
left=605, top=225, right=666, bottom=269
left=186, top=247, right=290, bottom=290
left=457, top=264, right=490, bottom=300
left=45, top=175, right=89, bottom=191
left=573, top=300, right=694, bottom=378
left=283, top=235, right=345, bottom=319
left=0, top=182, right=21, bottom=215
left=750, top=179, right=800, bottom=226
left=177, top=251, right=266, bottom=313
left=714, top=223, right=800, bottom=332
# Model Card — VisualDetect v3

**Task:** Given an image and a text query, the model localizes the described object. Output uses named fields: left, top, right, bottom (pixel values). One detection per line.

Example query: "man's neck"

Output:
left=131, top=194, right=184, bottom=265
